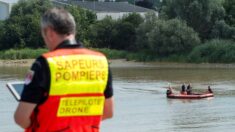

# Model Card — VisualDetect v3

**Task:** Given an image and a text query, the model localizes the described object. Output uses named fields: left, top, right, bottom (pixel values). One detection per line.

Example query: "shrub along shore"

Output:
left=0, top=48, right=149, bottom=61
left=0, top=48, right=189, bottom=62
left=1, top=44, right=235, bottom=64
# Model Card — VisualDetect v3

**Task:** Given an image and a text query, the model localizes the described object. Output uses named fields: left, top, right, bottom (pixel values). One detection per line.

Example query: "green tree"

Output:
left=160, top=0, right=225, bottom=40
left=111, top=21, right=136, bottom=50
left=89, top=13, right=142, bottom=50
left=0, top=21, right=4, bottom=47
left=135, top=12, right=158, bottom=51
left=135, top=0, right=154, bottom=9
left=0, top=21, right=4, bottom=27
left=111, top=13, right=144, bottom=50
left=210, top=20, right=235, bottom=40
left=88, top=16, right=116, bottom=48
left=223, top=0, right=235, bottom=27
left=0, top=0, right=52, bottom=49
left=120, top=13, right=144, bottom=28
left=148, top=19, right=200, bottom=56
left=188, top=39, right=235, bottom=63
left=0, top=0, right=96, bottom=49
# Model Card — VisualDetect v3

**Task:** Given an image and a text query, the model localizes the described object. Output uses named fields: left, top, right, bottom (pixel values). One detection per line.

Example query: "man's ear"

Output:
left=46, top=27, right=55, bottom=43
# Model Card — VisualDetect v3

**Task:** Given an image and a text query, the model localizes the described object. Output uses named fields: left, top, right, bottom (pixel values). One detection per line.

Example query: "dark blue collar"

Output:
left=55, top=39, right=83, bottom=49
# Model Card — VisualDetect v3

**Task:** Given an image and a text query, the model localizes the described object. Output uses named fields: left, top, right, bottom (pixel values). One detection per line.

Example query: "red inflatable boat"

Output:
left=167, top=93, right=214, bottom=99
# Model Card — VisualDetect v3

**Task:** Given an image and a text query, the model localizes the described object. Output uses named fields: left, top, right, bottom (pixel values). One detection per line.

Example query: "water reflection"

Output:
left=112, top=67, right=235, bottom=82
left=0, top=66, right=28, bottom=80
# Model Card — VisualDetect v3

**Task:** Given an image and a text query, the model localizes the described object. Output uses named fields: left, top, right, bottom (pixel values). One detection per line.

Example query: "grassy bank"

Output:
left=1, top=42, right=235, bottom=64
left=188, top=40, right=235, bottom=63
left=0, top=48, right=160, bottom=62
left=0, top=48, right=48, bottom=60
left=98, top=49, right=161, bottom=62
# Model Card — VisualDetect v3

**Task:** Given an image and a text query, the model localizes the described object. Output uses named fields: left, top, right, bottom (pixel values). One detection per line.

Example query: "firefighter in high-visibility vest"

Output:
left=14, top=7, right=114, bottom=132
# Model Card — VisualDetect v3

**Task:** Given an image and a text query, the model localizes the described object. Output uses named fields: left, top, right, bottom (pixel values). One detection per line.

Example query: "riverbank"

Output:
left=1, top=59, right=235, bottom=69
left=111, top=59, right=235, bottom=69
left=0, top=59, right=34, bottom=67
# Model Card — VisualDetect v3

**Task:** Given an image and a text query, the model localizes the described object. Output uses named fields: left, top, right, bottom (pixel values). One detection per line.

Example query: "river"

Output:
left=0, top=62, right=235, bottom=132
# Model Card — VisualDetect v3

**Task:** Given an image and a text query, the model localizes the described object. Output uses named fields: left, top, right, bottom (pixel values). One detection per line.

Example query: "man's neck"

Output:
left=51, top=34, right=76, bottom=51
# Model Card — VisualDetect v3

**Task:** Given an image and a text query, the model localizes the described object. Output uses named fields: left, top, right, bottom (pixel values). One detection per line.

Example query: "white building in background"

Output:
left=0, top=0, right=19, bottom=20
left=53, top=0, right=157, bottom=20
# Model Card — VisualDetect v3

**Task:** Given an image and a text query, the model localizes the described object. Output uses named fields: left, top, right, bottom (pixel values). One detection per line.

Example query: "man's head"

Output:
left=41, top=7, right=76, bottom=50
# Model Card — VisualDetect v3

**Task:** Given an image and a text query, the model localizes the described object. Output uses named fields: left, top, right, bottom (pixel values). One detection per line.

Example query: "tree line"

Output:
left=0, top=0, right=234, bottom=63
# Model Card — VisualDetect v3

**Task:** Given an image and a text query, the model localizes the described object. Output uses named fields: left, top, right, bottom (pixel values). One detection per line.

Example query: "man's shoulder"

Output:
left=31, top=56, right=48, bottom=70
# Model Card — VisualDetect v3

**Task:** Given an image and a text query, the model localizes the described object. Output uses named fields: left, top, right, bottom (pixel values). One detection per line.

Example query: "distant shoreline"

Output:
left=1, top=59, right=235, bottom=68
left=0, top=59, right=34, bottom=67
left=110, top=59, right=235, bottom=69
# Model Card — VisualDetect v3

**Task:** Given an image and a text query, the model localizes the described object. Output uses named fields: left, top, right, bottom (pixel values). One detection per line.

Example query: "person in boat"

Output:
left=208, top=86, right=213, bottom=93
left=166, top=85, right=173, bottom=96
left=181, top=83, right=187, bottom=95
left=186, top=83, right=192, bottom=95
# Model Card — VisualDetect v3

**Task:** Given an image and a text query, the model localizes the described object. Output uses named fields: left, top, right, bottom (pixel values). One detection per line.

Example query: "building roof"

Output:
left=0, top=0, right=19, bottom=4
left=54, top=0, right=154, bottom=13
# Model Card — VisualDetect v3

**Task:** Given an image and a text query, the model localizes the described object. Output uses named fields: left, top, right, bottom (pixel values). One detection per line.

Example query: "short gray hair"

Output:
left=41, top=7, right=76, bottom=35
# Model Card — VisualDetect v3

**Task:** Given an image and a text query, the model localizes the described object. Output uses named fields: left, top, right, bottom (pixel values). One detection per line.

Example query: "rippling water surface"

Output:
left=0, top=65, right=235, bottom=132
